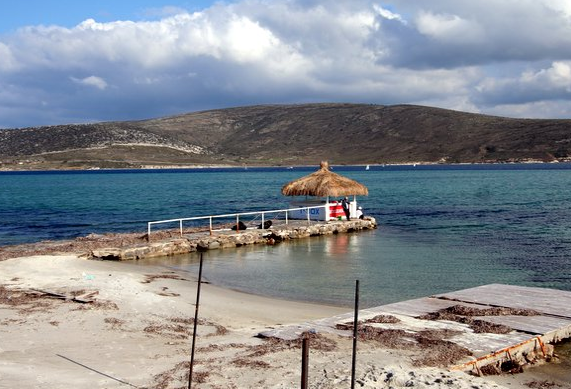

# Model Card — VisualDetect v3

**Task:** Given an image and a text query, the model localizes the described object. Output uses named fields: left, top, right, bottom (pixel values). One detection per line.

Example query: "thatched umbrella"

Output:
left=281, top=161, right=369, bottom=197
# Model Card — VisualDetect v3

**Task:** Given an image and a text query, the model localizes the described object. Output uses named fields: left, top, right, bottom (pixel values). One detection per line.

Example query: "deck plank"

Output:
left=472, top=315, right=571, bottom=335
left=434, top=284, right=571, bottom=318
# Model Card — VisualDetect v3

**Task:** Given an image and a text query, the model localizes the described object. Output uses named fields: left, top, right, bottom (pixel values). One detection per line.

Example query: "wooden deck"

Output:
left=435, top=283, right=571, bottom=319
left=259, top=284, right=571, bottom=372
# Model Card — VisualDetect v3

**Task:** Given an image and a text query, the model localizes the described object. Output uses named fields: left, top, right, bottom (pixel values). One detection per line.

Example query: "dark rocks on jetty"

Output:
left=230, top=221, right=248, bottom=231
left=90, top=218, right=377, bottom=261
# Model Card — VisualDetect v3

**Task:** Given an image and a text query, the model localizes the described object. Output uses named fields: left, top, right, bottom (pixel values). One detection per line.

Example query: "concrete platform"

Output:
left=259, top=284, right=571, bottom=373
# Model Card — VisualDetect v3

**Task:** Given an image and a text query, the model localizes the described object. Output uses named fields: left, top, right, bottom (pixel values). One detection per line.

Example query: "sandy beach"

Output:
left=0, top=254, right=568, bottom=388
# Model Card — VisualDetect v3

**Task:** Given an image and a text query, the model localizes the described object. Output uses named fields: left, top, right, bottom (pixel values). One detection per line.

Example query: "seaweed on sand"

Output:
left=251, top=331, right=337, bottom=357
left=152, top=360, right=209, bottom=389
left=335, top=322, right=471, bottom=367
left=143, top=316, right=228, bottom=339
left=0, top=285, right=91, bottom=313
left=141, top=273, right=189, bottom=284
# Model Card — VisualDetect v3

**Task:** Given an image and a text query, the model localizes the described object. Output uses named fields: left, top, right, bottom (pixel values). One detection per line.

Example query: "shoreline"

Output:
left=1, top=254, right=567, bottom=388
left=1, top=159, right=571, bottom=173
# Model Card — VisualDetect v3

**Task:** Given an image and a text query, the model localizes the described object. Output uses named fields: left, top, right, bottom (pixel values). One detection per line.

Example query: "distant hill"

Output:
left=1, top=103, right=570, bottom=169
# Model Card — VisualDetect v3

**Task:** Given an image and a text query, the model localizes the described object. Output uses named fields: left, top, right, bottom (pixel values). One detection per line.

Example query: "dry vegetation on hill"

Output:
left=1, top=103, right=570, bottom=169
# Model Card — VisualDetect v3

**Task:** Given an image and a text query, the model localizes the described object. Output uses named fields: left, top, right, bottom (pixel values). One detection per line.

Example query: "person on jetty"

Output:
left=356, top=206, right=364, bottom=219
left=341, top=197, right=350, bottom=220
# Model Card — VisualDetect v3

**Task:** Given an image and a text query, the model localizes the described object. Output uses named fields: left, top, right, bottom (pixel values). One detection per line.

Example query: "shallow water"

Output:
left=539, top=340, right=571, bottom=382
left=136, top=228, right=533, bottom=308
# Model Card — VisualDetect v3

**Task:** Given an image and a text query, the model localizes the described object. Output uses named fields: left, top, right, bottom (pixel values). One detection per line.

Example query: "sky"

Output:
left=1, top=0, right=571, bottom=128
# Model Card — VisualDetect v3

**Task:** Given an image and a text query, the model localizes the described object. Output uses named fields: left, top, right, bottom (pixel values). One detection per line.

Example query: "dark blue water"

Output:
left=2, top=164, right=571, bottom=307
left=0, top=167, right=293, bottom=244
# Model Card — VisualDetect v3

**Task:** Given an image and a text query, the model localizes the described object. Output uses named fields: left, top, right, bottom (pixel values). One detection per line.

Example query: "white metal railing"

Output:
left=147, top=205, right=329, bottom=238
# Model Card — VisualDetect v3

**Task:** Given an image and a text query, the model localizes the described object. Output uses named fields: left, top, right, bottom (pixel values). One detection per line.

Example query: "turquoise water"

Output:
left=2, top=164, right=571, bottom=307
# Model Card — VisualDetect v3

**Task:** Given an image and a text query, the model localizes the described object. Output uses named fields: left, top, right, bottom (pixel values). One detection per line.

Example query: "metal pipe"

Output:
left=301, top=336, right=309, bottom=389
left=351, top=279, right=359, bottom=389
left=188, top=252, right=204, bottom=389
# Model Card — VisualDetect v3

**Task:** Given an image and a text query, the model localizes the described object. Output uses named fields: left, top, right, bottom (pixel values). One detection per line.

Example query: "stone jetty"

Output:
left=90, top=217, right=377, bottom=261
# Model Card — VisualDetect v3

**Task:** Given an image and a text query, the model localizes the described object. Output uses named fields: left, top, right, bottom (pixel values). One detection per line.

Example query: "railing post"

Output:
left=147, top=205, right=338, bottom=235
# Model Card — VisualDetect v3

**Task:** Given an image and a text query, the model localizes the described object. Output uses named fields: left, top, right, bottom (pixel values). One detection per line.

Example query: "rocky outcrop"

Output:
left=0, top=123, right=209, bottom=158
left=90, top=218, right=377, bottom=261
left=91, top=238, right=196, bottom=260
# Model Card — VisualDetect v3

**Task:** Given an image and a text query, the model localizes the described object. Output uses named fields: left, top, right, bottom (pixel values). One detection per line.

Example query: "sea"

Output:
left=3, top=163, right=571, bottom=380
left=1, top=163, right=571, bottom=308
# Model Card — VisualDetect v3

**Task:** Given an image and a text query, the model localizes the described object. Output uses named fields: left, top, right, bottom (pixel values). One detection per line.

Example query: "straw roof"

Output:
left=281, top=161, right=369, bottom=197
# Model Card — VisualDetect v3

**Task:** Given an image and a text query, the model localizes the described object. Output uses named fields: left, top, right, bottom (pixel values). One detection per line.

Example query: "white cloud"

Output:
left=225, top=17, right=281, bottom=61
left=416, top=11, right=484, bottom=43
left=486, top=100, right=571, bottom=119
left=0, top=42, right=17, bottom=71
left=1, top=0, right=571, bottom=128
left=523, top=61, right=571, bottom=90
left=71, top=75, right=108, bottom=90
left=477, top=61, right=571, bottom=105
left=545, top=0, right=571, bottom=18
left=373, top=5, right=405, bottom=23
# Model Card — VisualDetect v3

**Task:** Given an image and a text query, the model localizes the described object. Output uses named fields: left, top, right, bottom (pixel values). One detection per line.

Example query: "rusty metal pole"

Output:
left=188, top=252, right=204, bottom=389
left=351, top=280, right=359, bottom=389
left=301, top=336, right=309, bottom=389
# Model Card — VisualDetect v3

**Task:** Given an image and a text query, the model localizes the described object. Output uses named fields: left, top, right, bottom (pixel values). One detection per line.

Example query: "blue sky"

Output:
left=0, top=1, right=219, bottom=33
left=1, top=0, right=571, bottom=128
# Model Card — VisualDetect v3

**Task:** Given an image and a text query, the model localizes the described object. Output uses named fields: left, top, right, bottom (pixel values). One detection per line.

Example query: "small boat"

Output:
left=365, top=165, right=370, bottom=170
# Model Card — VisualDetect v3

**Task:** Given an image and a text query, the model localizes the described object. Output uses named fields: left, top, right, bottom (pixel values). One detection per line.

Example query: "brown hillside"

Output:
left=1, top=103, right=570, bottom=169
